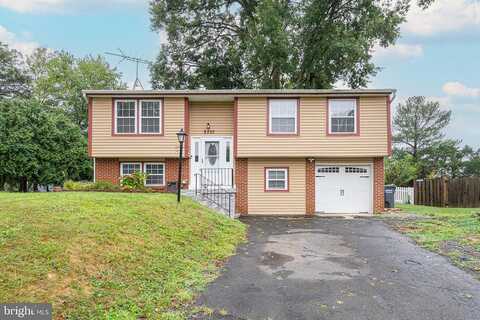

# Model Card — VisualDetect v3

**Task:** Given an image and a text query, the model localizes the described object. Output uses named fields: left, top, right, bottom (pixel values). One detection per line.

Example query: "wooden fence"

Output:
left=414, top=177, right=480, bottom=208
left=395, top=187, right=414, bottom=204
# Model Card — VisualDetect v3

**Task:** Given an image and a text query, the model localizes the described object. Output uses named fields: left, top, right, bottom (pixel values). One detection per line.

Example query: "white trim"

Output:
left=139, top=99, right=162, bottom=134
left=120, top=162, right=142, bottom=176
left=265, top=168, right=288, bottom=191
left=328, top=99, right=357, bottom=134
left=143, top=162, right=165, bottom=187
left=114, top=99, right=137, bottom=134
left=268, top=99, right=298, bottom=134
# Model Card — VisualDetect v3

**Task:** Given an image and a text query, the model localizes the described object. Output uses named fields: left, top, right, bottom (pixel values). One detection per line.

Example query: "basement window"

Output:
left=121, top=163, right=142, bottom=176
left=144, top=163, right=165, bottom=186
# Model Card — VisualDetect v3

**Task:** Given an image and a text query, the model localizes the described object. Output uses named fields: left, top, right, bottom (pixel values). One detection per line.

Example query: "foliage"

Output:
left=0, top=192, right=246, bottom=318
left=121, top=171, right=150, bottom=191
left=463, top=146, right=480, bottom=176
left=63, top=180, right=121, bottom=192
left=388, top=205, right=480, bottom=274
left=385, top=151, right=418, bottom=186
left=27, top=49, right=125, bottom=131
left=0, top=98, right=89, bottom=191
left=423, top=139, right=465, bottom=178
left=0, top=42, right=31, bottom=97
left=150, top=0, right=434, bottom=89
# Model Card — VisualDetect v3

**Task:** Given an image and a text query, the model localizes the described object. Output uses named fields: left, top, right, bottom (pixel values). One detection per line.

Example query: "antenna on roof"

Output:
left=105, top=49, right=152, bottom=90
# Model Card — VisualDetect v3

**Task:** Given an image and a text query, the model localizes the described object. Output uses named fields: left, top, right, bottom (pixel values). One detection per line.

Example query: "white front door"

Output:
left=190, top=137, right=233, bottom=188
left=315, top=165, right=372, bottom=214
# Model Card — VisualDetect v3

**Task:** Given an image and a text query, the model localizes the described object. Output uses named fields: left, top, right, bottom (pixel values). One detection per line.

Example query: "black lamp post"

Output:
left=176, top=128, right=187, bottom=203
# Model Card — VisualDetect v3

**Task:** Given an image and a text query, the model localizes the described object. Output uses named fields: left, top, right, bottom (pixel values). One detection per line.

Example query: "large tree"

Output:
left=27, top=49, right=125, bottom=131
left=0, top=99, right=89, bottom=191
left=149, top=0, right=434, bottom=89
left=393, top=96, right=451, bottom=163
left=0, top=42, right=31, bottom=97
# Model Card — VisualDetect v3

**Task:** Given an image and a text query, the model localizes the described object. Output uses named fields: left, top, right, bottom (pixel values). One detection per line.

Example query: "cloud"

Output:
left=0, top=0, right=144, bottom=13
left=373, top=43, right=423, bottom=60
left=442, top=82, right=480, bottom=97
left=403, top=0, right=480, bottom=36
left=0, top=25, right=39, bottom=55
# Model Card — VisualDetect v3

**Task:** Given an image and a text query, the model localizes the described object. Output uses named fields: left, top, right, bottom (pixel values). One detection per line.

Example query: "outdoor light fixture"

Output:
left=176, top=128, right=187, bottom=203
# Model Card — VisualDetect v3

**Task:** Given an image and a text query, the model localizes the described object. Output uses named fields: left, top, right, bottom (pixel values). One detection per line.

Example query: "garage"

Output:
left=315, top=165, right=372, bottom=214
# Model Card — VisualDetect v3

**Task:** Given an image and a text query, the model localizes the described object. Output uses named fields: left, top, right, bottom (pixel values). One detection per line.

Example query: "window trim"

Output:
left=120, top=162, right=142, bottom=176
left=111, top=98, right=164, bottom=136
left=326, top=98, right=360, bottom=136
left=143, top=162, right=166, bottom=187
left=113, top=100, right=137, bottom=135
left=139, top=99, right=163, bottom=135
left=267, top=98, right=300, bottom=136
left=264, top=167, right=289, bottom=192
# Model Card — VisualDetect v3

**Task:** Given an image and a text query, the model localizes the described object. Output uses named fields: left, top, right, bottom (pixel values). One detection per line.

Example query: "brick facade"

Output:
left=95, top=158, right=120, bottom=184
left=373, top=157, right=385, bottom=213
left=95, top=157, right=189, bottom=191
left=305, top=159, right=315, bottom=215
left=235, top=158, right=248, bottom=215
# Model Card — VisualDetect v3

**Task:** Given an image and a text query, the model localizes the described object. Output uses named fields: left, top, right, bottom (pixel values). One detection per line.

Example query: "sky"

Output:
left=0, top=0, right=479, bottom=148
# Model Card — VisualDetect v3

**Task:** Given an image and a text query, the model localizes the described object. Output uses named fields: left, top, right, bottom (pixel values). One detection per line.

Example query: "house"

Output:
left=83, top=89, right=394, bottom=215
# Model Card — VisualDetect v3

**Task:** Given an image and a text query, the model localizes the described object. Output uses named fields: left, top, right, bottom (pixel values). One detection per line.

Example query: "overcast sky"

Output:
left=0, top=0, right=479, bottom=148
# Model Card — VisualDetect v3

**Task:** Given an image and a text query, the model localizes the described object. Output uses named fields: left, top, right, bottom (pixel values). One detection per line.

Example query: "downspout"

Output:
left=93, top=157, right=96, bottom=183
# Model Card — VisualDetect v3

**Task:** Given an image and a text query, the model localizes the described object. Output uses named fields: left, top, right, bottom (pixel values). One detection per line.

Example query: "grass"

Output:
left=388, top=204, right=480, bottom=274
left=0, top=192, right=246, bottom=319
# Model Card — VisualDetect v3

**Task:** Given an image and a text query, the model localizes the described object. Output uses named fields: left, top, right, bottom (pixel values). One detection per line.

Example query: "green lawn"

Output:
left=392, top=204, right=480, bottom=274
left=0, top=192, right=246, bottom=319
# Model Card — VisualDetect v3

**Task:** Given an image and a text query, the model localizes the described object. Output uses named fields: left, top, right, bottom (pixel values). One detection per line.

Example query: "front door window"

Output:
left=205, top=141, right=219, bottom=166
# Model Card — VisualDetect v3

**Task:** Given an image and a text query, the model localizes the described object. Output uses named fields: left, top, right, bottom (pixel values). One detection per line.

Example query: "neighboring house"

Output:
left=83, top=89, right=394, bottom=215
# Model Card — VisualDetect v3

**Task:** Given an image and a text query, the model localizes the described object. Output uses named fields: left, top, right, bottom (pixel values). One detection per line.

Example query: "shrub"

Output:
left=64, top=180, right=120, bottom=192
left=64, top=180, right=93, bottom=191
left=120, top=171, right=150, bottom=192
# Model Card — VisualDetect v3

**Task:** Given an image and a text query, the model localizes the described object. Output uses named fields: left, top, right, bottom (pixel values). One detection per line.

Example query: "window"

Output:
left=265, top=168, right=288, bottom=191
left=268, top=99, right=298, bottom=134
left=345, top=167, right=368, bottom=174
left=317, top=167, right=339, bottom=173
left=144, top=163, right=165, bottom=186
left=328, top=99, right=357, bottom=134
left=121, top=163, right=141, bottom=176
left=115, top=100, right=137, bottom=134
left=194, top=142, right=199, bottom=162
left=140, top=100, right=162, bottom=134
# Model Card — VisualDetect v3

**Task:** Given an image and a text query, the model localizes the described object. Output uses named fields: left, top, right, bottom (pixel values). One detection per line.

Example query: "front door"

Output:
left=190, top=137, right=233, bottom=189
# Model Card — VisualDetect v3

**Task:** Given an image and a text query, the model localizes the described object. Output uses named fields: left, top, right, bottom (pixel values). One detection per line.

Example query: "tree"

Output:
left=463, top=146, right=480, bottom=176
left=0, top=98, right=89, bottom=191
left=423, top=139, right=465, bottom=178
left=0, top=42, right=31, bottom=97
left=393, top=96, right=451, bottom=164
left=149, top=0, right=434, bottom=89
left=385, top=151, right=418, bottom=186
left=28, top=50, right=125, bottom=131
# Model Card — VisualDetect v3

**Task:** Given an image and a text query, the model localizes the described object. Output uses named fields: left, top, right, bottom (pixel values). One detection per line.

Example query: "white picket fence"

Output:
left=395, top=187, right=414, bottom=204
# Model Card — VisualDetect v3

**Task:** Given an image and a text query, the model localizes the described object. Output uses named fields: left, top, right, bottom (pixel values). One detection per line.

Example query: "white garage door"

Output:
left=315, top=165, right=372, bottom=214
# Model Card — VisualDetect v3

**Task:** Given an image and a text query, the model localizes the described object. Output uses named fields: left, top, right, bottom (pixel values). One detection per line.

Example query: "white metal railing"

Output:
left=395, top=187, right=414, bottom=204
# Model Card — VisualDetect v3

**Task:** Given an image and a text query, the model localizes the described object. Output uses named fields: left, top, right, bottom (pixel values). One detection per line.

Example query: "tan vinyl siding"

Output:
left=189, top=101, right=234, bottom=136
left=237, top=96, right=389, bottom=157
left=248, top=158, right=306, bottom=215
left=315, top=158, right=374, bottom=164
left=91, top=97, right=184, bottom=157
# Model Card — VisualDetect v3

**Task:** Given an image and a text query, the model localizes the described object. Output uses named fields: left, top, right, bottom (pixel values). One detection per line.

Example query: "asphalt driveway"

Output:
left=194, top=217, right=480, bottom=320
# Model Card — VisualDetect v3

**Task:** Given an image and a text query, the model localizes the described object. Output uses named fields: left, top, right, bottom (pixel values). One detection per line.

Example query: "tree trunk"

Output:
left=19, top=177, right=28, bottom=192
left=0, top=175, right=5, bottom=191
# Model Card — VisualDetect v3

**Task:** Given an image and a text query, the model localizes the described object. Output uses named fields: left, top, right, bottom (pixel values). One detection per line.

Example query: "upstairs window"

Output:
left=140, top=100, right=162, bottom=134
left=265, top=168, right=289, bottom=191
left=115, top=100, right=137, bottom=134
left=328, top=99, right=357, bottom=134
left=268, top=99, right=298, bottom=134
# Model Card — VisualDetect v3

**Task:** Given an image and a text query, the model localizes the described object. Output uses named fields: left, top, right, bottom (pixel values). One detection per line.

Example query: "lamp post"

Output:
left=176, top=128, right=187, bottom=203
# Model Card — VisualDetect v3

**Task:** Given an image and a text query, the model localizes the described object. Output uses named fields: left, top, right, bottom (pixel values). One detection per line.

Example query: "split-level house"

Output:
left=84, top=89, right=394, bottom=216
